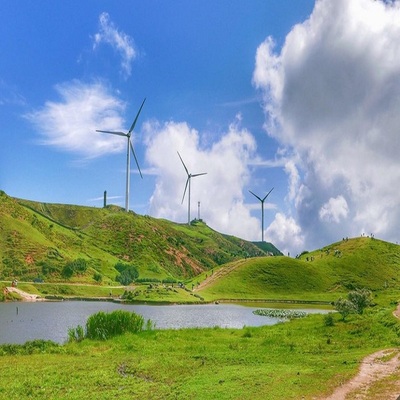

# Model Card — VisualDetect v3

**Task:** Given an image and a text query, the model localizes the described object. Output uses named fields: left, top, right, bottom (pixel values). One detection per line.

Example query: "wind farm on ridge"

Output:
left=96, top=98, right=273, bottom=241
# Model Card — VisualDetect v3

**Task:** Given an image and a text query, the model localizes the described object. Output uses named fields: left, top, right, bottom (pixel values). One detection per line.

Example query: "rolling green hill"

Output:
left=2, top=190, right=399, bottom=305
left=194, top=236, right=400, bottom=302
left=0, top=191, right=273, bottom=284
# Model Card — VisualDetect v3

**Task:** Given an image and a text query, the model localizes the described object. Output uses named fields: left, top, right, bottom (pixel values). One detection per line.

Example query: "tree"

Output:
left=335, top=298, right=357, bottom=321
left=115, top=264, right=139, bottom=286
left=348, top=288, right=372, bottom=315
left=335, top=288, right=373, bottom=320
left=62, top=258, right=88, bottom=278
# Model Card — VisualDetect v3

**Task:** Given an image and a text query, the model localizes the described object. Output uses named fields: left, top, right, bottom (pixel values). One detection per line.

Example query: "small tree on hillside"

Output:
left=335, top=298, right=357, bottom=321
left=115, top=263, right=139, bottom=286
left=335, top=288, right=373, bottom=320
left=348, top=288, right=372, bottom=315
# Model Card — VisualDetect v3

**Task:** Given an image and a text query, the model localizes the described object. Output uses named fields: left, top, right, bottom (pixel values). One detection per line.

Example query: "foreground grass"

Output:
left=1, top=306, right=400, bottom=399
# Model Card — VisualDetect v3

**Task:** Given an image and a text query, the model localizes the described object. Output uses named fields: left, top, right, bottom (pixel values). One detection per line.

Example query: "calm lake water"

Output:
left=0, top=301, right=329, bottom=344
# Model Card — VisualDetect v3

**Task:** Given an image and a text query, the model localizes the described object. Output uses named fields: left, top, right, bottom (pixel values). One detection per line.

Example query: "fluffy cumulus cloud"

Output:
left=319, top=195, right=349, bottom=223
left=93, top=12, right=137, bottom=78
left=254, top=0, right=400, bottom=250
left=143, top=118, right=262, bottom=238
left=265, top=213, right=304, bottom=256
left=26, top=80, right=129, bottom=158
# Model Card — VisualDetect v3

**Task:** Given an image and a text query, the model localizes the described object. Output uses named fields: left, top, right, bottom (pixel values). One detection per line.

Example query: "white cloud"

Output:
left=93, top=12, right=137, bottom=78
left=26, top=80, right=128, bottom=158
left=265, top=213, right=304, bottom=256
left=254, top=0, right=400, bottom=249
left=319, top=195, right=349, bottom=223
left=143, top=118, right=262, bottom=239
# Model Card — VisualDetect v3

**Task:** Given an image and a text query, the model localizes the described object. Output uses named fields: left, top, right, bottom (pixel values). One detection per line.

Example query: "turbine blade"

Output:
left=181, top=177, right=190, bottom=204
left=96, top=130, right=127, bottom=137
left=249, top=190, right=262, bottom=202
left=191, top=172, right=207, bottom=178
left=177, top=151, right=189, bottom=176
left=262, top=187, right=274, bottom=202
left=129, top=139, right=143, bottom=179
left=128, top=98, right=146, bottom=135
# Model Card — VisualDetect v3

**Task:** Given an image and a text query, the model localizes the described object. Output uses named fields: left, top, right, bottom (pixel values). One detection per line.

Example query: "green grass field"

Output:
left=2, top=192, right=400, bottom=398
left=1, top=304, right=399, bottom=399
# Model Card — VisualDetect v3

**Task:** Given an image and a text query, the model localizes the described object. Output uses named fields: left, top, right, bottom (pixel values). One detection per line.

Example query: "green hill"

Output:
left=2, top=190, right=399, bottom=305
left=0, top=191, right=272, bottom=284
left=195, top=237, right=400, bottom=302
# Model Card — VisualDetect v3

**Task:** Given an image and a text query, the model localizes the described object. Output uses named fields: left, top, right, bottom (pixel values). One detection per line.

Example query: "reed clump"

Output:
left=68, top=310, right=149, bottom=342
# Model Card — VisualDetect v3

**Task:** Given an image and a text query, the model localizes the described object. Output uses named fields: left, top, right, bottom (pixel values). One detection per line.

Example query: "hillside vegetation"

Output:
left=193, top=236, right=400, bottom=302
left=0, top=191, right=280, bottom=285
left=1, top=190, right=399, bottom=305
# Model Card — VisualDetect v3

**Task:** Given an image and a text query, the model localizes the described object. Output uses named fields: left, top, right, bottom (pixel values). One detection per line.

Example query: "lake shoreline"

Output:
left=5, top=291, right=333, bottom=307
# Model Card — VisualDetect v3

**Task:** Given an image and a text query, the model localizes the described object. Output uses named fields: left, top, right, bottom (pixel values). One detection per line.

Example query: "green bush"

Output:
left=115, top=262, right=139, bottom=285
left=93, top=272, right=102, bottom=282
left=85, top=310, right=146, bottom=340
left=348, top=288, right=372, bottom=314
left=335, top=298, right=357, bottom=321
left=323, top=313, right=335, bottom=327
left=62, top=258, right=88, bottom=278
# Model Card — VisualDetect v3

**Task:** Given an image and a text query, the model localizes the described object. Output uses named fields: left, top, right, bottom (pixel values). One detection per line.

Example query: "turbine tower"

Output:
left=177, top=151, right=207, bottom=225
left=96, top=98, right=146, bottom=212
left=249, top=187, right=274, bottom=242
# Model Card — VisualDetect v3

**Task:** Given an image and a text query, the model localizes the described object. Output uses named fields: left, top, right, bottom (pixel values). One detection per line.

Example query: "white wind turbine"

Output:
left=177, top=151, right=207, bottom=225
left=97, top=98, right=146, bottom=212
left=249, top=187, right=274, bottom=242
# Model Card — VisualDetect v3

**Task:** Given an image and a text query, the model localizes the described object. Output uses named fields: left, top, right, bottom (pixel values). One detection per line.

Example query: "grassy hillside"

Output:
left=0, top=191, right=270, bottom=284
left=195, top=237, right=400, bottom=303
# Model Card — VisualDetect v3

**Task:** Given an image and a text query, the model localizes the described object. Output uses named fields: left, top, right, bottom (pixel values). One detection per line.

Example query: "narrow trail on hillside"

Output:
left=193, top=259, right=247, bottom=292
left=319, top=303, right=400, bottom=400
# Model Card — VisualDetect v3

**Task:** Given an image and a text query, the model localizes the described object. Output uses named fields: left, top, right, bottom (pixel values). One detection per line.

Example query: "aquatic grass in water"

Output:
left=85, top=310, right=146, bottom=340
left=67, top=310, right=150, bottom=342
left=253, top=309, right=307, bottom=319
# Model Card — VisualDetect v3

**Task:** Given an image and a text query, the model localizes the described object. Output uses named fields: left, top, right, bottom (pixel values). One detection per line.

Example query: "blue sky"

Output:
left=1, top=0, right=400, bottom=255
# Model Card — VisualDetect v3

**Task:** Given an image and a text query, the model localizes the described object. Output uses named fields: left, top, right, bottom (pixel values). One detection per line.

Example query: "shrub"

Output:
left=62, top=258, right=88, bottom=278
left=335, top=298, right=357, bottom=321
left=323, top=313, right=335, bottom=327
left=115, top=263, right=139, bottom=285
left=348, top=288, right=372, bottom=314
left=93, top=272, right=102, bottom=282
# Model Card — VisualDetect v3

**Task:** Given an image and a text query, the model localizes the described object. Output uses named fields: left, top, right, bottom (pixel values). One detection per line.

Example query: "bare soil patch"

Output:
left=5, top=286, right=44, bottom=301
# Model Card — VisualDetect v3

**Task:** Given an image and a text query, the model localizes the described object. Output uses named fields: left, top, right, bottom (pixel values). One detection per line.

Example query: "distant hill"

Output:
left=252, top=241, right=283, bottom=256
left=195, top=236, right=400, bottom=302
left=0, top=191, right=278, bottom=283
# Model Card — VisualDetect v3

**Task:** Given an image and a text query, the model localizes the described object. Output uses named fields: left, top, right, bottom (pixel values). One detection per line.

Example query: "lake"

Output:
left=0, top=301, right=329, bottom=344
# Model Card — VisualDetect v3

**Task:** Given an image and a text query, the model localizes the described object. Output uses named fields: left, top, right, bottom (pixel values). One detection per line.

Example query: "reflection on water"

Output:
left=0, top=301, right=330, bottom=344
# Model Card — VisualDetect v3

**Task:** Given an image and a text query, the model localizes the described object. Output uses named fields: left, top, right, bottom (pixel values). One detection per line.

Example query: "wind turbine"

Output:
left=249, top=187, right=274, bottom=242
left=96, top=98, right=146, bottom=212
left=177, top=151, right=207, bottom=225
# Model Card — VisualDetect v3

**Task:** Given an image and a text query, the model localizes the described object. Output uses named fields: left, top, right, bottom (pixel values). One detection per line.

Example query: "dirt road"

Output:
left=320, top=303, right=400, bottom=399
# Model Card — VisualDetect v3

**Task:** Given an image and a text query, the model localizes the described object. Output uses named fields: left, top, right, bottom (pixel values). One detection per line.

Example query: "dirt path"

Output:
left=320, top=303, right=400, bottom=399
left=5, top=287, right=44, bottom=301
left=194, top=259, right=247, bottom=292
